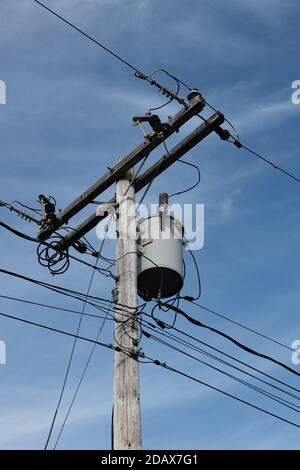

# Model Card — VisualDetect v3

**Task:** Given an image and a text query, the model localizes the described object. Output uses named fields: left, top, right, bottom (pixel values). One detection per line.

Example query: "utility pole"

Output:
left=113, top=163, right=142, bottom=450
left=35, top=94, right=225, bottom=449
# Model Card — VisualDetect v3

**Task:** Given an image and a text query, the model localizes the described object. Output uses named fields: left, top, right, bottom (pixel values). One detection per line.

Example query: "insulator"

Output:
left=148, top=115, right=165, bottom=133
left=215, top=127, right=231, bottom=141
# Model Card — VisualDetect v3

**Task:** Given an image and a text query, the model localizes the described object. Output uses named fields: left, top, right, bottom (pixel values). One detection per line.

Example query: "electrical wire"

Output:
left=168, top=159, right=201, bottom=199
left=1, top=307, right=299, bottom=430
left=0, top=267, right=141, bottom=323
left=149, top=359, right=300, bottom=430
left=148, top=69, right=180, bottom=112
left=188, top=300, right=294, bottom=352
left=31, top=3, right=300, bottom=184
left=105, top=251, right=165, bottom=301
left=185, top=249, right=201, bottom=300
left=143, top=331, right=300, bottom=413
left=0, top=294, right=115, bottom=323
left=140, top=318, right=300, bottom=401
left=0, top=200, right=41, bottom=224
left=141, top=310, right=300, bottom=396
left=44, top=217, right=113, bottom=449
left=52, top=217, right=114, bottom=449
left=229, top=140, right=300, bottom=184
left=157, top=302, right=300, bottom=378
left=0, top=219, right=114, bottom=277
left=53, top=301, right=113, bottom=449
left=32, top=1, right=185, bottom=106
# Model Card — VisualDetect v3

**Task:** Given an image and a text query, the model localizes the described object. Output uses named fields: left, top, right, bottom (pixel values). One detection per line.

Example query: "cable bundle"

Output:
left=37, top=236, right=70, bottom=275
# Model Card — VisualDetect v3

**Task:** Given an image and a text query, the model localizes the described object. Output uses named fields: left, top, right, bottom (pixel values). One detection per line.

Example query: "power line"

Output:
left=188, top=300, right=294, bottom=352
left=168, top=159, right=201, bottom=199
left=150, top=359, right=300, bottom=430
left=1, top=307, right=300, bottom=430
left=52, top=216, right=114, bottom=449
left=53, top=302, right=113, bottom=449
left=156, top=302, right=300, bottom=377
left=32, top=0, right=140, bottom=74
left=32, top=0, right=185, bottom=106
left=144, top=330, right=300, bottom=414
left=31, top=1, right=300, bottom=187
left=44, top=216, right=114, bottom=449
left=141, top=311, right=300, bottom=396
left=0, top=267, right=140, bottom=316
left=0, top=220, right=114, bottom=278
left=232, top=141, right=300, bottom=184
left=141, top=318, right=300, bottom=401
left=0, top=293, right=115, bottom=322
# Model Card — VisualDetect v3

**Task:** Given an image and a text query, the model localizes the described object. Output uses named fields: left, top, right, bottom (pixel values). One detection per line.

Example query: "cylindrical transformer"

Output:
left=137, top=211, right=184, bottom=300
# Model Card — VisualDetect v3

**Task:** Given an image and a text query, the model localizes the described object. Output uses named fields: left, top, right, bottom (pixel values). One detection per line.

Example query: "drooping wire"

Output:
left=140, top=317, right=300, bottom=401
left=37, top=235, right=70, bottom=275
left=229, top=139, right=300, bottom=184
left=0, top=200, right=41, bottom=225
left=44, top=216, right=114, bottom=449
left=168, top=159, right=201, bottom=199
left=147, top=69, right=180, bottom=112
left=187, top=300, right=295, bottom=353
left=156, top=303, right=300, bottom=378
left=53, top=301, right=113, bottom=449
left=0, top=293, right=115, bottom=323
left=1, top=307, right=300, bottom=430
left=185, top=248, right=201, bottom=300
left=0, top=267, right=138, bottom=315
left=0, top=219, right=114, bottom=277
left=52, top=217, right=114, bottom=448
left=143, top=331, right=300, bottom=413
left=141, top=310, right=300, bottom=396
left=149, top=358, right=300, bottom=430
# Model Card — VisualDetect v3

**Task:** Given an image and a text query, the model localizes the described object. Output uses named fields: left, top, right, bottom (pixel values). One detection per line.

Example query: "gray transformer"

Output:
left=137, top=205, right=184, bottom=300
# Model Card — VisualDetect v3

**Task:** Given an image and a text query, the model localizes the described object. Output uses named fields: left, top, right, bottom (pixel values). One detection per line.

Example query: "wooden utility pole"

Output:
left=113, top=164, right=142, bottom=450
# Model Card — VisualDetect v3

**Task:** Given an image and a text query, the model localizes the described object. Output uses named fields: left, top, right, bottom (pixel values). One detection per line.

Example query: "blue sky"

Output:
left=0, top=0, right=300, bottom=450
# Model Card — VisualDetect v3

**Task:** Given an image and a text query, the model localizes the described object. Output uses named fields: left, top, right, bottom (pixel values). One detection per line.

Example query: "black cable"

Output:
left=0, top=221, right=40, bottom=242
left=144, top=331, right=300, bottom=413
left=0, top=219, right=114, bottom=277
left=53, top=302, right=113, bottom=449
left=0, top=267, right=140, bottom=317
left=32, top=1, right=185, bottom=106
left=169, top=159, right=201, bottom=199
left=141, top=318, right=300, bottom=401
left=1, top=307, right=299, bottom=430
left=0, top=294, right=115, bottom=322
left=52, top=217, right=114, bottom=449
left=148, top=70, right=180, bottom=112
left=231, top=140, right=300, bottom=184
left=168, top=73, right=300, bottom=184
left=186, top=249, right=201, bottom=300
left=151, top=360, right=300, bottom=430
left=44, top=220, right=113, bottom=449
left=188, top=300, right=294, bottom=352
left=141, top=311, right=300, bottom=396
left=33, top=0, right=141, bottom=74
left=157, top=303, right=300, bottom=378
left=11, top=200, right=42, bottom=215
left=0, top=201, right=41, bottom=224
